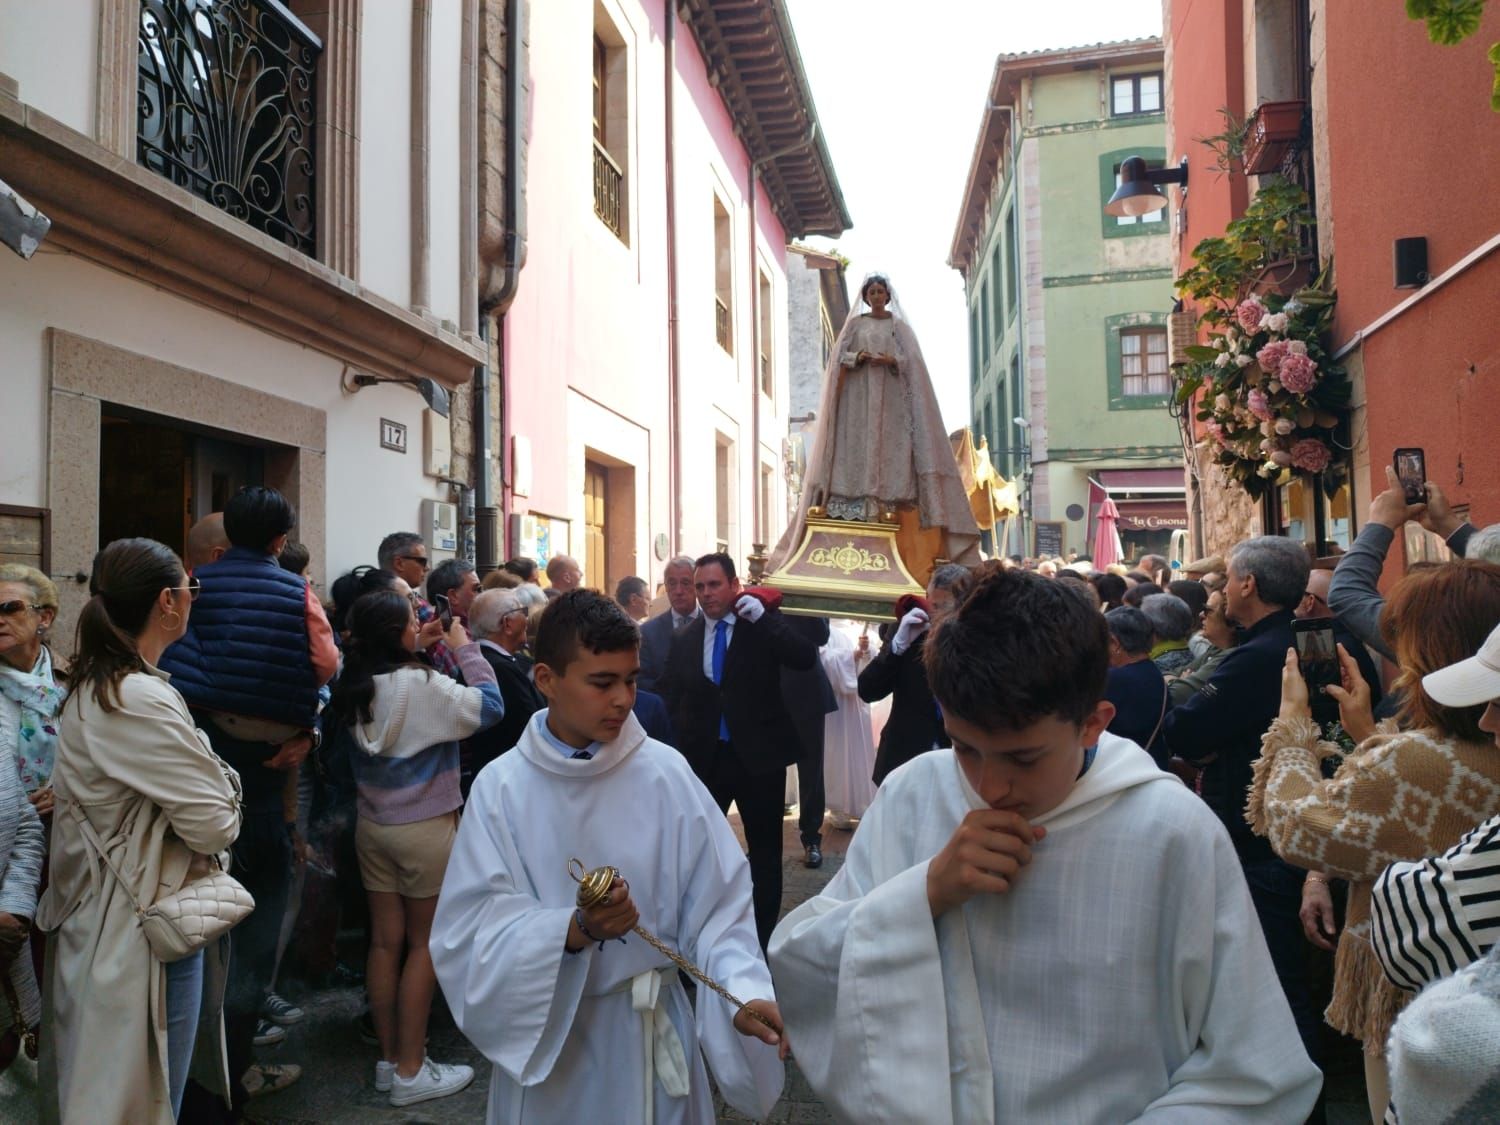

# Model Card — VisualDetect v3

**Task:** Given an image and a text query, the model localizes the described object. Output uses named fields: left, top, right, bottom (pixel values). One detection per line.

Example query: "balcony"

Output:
left=715, top=297, right=731, bottom=354
left=593, top=139, right=624, bottom=239
left=137, top=0, right=320, bottom=258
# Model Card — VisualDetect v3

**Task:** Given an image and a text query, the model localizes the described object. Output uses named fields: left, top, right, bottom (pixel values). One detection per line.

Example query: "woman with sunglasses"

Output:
left=36, top=539, right=242, bottom=1123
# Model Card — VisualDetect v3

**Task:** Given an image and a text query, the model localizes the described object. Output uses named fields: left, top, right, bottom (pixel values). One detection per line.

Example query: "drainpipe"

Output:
left=475, top=0, right=527, bottom=574
left=664, top=3, right=682, bottom=554
left=747, top=125, right=817, bottom=562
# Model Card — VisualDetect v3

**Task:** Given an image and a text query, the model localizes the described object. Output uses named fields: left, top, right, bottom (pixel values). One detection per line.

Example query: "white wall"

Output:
left=358, top=2, right=414, bottom=309
left=427, top=0, right=463, bottom=326
left=0, top=250, right=449, bottom=579
left=0, top=0, right=100, bottom=137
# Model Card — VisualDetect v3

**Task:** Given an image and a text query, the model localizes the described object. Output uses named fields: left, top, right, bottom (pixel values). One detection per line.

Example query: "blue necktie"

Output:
left=712, top=619, right=730, bottom=741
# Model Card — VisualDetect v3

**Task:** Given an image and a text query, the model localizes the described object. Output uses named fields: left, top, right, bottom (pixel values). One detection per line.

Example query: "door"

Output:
left=584, top=460, right=608, bottom=590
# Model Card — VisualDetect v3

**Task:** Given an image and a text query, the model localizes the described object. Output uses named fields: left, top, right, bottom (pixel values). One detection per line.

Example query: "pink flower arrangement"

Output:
left=1290, top=437, right=1332, bottom=473
left=1278, top=353, right=1319, bottom=395
left=1204, top=420, right=1228, bottom=447
left=1235, top=298, right=1267, bottom=333
left=1256, top=340, right=1291, bottom=374
left=1247, top=388, right=1273, bottom=421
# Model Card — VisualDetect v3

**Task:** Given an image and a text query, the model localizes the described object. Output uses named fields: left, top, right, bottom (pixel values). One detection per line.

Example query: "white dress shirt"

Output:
left=702, top=612, right=736, bottom=680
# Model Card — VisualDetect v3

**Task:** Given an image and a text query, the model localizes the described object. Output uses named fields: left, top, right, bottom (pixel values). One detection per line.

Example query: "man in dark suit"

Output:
left=637, top=555, right=699, bottom=694
left=465, top=589, right=545, bottom=793
left=859, top=564, right=973, bottom=784
left=780, top=616, right=836, bottom=868
left=660, top=552, right=818, bottom=947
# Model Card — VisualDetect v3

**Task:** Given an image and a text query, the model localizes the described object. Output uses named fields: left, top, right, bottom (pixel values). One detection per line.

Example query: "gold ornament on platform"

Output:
left=567, top=858, right=779, bottom=1032
left=808, top=542, right=892, bottom=577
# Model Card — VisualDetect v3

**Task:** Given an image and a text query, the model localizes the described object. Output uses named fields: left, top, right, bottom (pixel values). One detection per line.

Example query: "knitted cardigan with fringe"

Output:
left=1247, top=715, right=1500, bottom=1053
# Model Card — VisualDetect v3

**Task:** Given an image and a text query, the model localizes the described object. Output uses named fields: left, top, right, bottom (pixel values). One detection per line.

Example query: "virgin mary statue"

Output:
left=770, top=273, right=980, bottom=579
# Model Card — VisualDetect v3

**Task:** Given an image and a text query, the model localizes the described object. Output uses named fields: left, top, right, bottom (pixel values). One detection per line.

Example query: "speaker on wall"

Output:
left=1394, top=237, right=1428, bottom=289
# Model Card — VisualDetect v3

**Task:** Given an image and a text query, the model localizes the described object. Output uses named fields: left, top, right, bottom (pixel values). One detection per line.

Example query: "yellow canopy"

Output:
left=949, top=429, right=1018, bottom=531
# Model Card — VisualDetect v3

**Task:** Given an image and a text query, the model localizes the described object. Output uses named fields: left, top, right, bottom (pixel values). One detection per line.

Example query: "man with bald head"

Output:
left=545, top=554, right=582, bottom=593
left=1295, top=568, right=1335, bottom=621
left=185, top=512, right=229, bottom=571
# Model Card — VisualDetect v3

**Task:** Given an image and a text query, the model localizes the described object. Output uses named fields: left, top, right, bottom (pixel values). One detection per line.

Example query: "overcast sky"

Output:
left=784, top=0, right=1163, bottom=431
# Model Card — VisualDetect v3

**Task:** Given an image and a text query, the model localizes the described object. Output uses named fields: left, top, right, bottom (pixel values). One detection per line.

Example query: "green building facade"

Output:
left=950, top=39, right=1185, bottom=561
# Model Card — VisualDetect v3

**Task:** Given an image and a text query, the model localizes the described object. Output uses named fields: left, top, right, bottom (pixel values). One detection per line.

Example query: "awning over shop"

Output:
left=1098, top=468, right=1184, bottom=494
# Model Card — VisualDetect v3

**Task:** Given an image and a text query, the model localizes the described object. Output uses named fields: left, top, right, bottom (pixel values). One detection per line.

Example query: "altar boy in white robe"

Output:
left=769, top=568, right=1322, bottom=1124
left=430, top=590, right=785, bottom=1123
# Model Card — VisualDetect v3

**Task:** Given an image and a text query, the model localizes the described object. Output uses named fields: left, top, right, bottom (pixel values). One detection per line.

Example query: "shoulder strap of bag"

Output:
left=66, top=801, right=148, bottom=918
left=1145, top=680, right=1170, bottom=753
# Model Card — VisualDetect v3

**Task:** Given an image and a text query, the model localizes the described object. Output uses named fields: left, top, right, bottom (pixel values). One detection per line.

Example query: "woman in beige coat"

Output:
left=37, top=538, right=243, bottom=1123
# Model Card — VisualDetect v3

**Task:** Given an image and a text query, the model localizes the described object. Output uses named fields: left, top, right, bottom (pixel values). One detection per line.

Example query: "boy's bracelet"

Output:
left=573, top=908, right=625, bottom=951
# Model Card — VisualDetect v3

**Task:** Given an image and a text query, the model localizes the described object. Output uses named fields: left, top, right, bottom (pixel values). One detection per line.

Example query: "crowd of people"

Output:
left=0, top=469, right=1497, bottom=1122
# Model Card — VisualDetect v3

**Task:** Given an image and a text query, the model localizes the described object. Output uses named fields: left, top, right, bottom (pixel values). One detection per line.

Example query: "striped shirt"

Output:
left=1371, top=813, right=1500, bottom=993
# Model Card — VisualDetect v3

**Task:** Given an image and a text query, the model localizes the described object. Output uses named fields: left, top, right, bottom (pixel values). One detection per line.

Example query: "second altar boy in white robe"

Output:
left=769, top=569, right=1322, bottom=1124
left=431, top=590, right=784, bottom=1124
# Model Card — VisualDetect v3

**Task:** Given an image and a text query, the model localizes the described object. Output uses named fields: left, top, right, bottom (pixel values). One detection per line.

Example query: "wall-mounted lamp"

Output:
left=346, top=370, right=451, bottom=417
left=1012, top=416, right=1031, bottom=430
left=0, top=177, right=51, bottom=260
left=1104, top=156, right=1189, bottom=219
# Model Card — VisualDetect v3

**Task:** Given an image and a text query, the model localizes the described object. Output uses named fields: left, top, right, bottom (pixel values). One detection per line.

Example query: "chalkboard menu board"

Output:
left=1033, top=521, right=1064, bottom=559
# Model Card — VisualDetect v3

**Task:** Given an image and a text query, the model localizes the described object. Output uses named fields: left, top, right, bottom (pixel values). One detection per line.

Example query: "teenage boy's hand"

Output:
left=734, top=1000, right=790, bottom=1059
left=926, top=809, right=1045, bottom=918
left=581, top=878, right=638, bottom=941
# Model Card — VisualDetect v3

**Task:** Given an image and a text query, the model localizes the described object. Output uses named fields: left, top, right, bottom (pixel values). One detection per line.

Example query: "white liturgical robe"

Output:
left=768, top=734, right=1322, bottom=1124
left=430, top=710, right=783, bottom=1123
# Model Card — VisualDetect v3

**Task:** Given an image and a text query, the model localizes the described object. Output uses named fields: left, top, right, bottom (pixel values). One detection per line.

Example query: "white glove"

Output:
left=890, top=608, right=929, bottom=655
left=733, top=594, right=766, bottom=623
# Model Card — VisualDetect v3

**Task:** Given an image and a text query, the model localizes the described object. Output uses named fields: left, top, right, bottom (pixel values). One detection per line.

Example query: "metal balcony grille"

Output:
left=137, top=0, right=320, bottom=256
left=593, top=140, right=624, bottom=238
left=715, top=298, right=731, bottom=353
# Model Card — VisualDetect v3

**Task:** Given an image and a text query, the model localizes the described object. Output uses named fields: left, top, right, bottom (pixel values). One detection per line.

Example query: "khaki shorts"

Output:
left=355, top=811, right=459, bottom=898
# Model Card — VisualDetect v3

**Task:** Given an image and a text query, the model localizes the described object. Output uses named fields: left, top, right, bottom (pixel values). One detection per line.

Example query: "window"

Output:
left=1004, top=207, right=1018, bottom=321
left=969, top=308, right=981, bottom=390
left=1111, top=72, right=1162, bottom=116
left=591, top=9, right=629, bottom=241
left=980, top=281, right=992, bottom=370
left=1009, top=355, right=1025, bottom=478
left=714, top=197, right=733, bottom=354
left=715, top=436, right=734, bottom=554
left=990, top=242, right=1005, bottom=333
left=758, top=271, right=773, bottom=397
left=759, top=462, right=775, bottom=545
left=1120, top=328, right=1169, bottom=397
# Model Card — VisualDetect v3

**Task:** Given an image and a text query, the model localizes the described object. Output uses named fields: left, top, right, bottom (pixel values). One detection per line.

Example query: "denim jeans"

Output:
left=165, top=950, right=205, bottom=1119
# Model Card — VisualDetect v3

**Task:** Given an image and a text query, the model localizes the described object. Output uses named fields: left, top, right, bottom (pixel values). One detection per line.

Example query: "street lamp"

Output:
left=1105, top=156, right=1189, bottom=218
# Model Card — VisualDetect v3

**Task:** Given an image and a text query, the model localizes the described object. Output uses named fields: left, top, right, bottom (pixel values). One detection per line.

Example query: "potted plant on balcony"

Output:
left=1242, top=100, right=1307, bottom=176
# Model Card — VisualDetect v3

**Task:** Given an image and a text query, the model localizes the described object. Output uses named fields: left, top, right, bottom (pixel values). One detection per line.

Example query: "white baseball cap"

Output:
left=1422, top=621, right=1500, bottom=708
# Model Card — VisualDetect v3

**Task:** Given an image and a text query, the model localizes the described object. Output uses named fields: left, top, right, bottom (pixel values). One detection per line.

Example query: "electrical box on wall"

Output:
left=422, top=499, right=458, bottom=555
left=423, top=409, right=451, bottom=478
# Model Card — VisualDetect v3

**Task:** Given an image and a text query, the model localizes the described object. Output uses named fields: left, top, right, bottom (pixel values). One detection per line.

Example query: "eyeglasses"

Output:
left=170, top=576, right=202, bottom=602
left=398, top=554, right=430, bottom=570
left=0, top=600, right=42, bottom=617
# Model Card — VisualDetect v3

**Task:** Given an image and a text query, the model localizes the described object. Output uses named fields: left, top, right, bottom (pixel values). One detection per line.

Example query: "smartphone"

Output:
left=1292, top=619, right=1340, bottom=695
left=431, top=593, right=453, bottom=629
left=1394, top=447, right=1427, bottom=505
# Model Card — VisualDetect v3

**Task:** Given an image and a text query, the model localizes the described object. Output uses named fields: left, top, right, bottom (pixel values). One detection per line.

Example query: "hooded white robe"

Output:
left=768, top=734, right=1322, bottom=1124
left=429, top=710, right=782, bottom=1124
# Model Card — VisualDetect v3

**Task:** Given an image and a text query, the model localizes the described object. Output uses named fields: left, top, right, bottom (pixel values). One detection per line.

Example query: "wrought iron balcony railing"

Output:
left=593, top=140, right=624, bottom=239
left=715, top=297, right=731, bottom=353
left=137, top=0, right=321, bottom=257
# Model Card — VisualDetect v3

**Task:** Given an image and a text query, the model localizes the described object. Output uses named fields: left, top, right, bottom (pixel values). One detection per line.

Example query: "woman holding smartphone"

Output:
left=1248, top=559, right=1500, bottom=1123
left=332, top=589, right=503, bottom=1107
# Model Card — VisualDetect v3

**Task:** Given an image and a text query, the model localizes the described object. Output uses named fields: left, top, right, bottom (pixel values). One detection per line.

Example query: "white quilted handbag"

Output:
left=69, top=803, right=254, bottom=963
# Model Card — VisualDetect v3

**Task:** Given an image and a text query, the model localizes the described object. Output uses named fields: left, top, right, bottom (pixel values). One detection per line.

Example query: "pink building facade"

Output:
left=500, top=0, right=848, bottom=590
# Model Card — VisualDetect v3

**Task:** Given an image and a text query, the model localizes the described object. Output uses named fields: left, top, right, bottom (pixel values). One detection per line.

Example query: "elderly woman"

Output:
left=37, top=539, right=245, bottom=1121
left=1248, top=559, right=1500, bottom=1123
left=0, top=565, right=64, bottom=820
left=1142, top=593, right=1196, bottom=675
left=1103, top=606, right=1170, bottom=767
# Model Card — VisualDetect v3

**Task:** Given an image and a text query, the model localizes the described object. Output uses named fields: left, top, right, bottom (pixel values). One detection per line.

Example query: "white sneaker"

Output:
left=388, top=1057, right=475, bottom=1107
left=374, top=1060, right=396, bottom=1093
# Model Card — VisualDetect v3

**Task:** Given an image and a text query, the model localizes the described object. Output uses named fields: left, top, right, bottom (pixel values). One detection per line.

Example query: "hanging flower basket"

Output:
left=1243, top=100, right=1306, bottom=175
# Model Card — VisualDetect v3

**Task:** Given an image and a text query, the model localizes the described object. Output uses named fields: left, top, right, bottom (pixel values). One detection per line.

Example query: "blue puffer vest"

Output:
left=159, top=546, right=320, bottom=727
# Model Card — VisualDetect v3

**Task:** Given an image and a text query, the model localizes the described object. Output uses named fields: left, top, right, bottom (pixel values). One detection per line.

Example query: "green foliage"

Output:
left=1174, top=177, right=1313, bottom=311
left=1405, top=0, right=1500, bottom=110
left=1195, top=108, right=1250, bottom=174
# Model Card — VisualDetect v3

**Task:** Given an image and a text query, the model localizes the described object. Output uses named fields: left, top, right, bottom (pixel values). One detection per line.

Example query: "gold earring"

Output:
left=160, top=609, right=182, bottom=632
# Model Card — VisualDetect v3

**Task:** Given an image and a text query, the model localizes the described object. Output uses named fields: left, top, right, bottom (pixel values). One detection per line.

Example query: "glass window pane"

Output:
left=1121, top=333, right=1141, bottom=356
left=1140, top=75, right=1161, bottom=112
left=1112, top=78, right=1134, bottom=115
